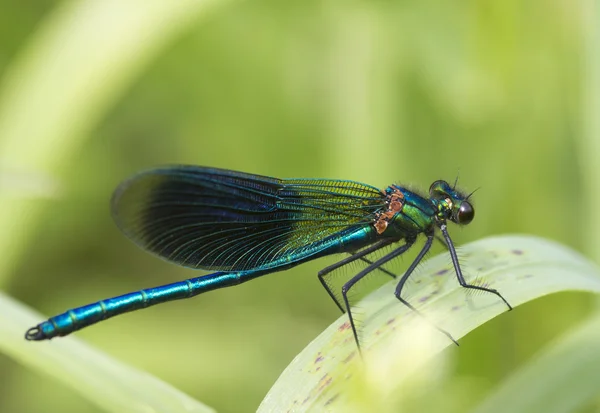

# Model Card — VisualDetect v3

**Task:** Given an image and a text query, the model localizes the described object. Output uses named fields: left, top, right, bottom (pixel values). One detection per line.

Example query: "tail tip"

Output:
left=25, top=326, right=46, bottom=341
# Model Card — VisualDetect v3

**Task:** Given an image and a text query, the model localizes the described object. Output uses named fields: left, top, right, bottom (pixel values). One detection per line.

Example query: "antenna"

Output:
left=453, top=169, right=460, bottom=190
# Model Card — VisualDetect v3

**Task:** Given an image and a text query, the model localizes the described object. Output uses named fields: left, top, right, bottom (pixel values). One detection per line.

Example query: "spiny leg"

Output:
left=341, top=239, right=415, bottom=354
left=358, top=257, right=398, bottom=279
left=393, top=234, right=459, bottom=345
left=439, top=224, right=512, bottom=310
left=318, top=239, right=393, bottom=312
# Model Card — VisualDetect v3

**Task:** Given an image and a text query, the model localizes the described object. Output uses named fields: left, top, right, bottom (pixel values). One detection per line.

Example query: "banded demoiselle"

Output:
left=25, top=166, right=512, bottom=350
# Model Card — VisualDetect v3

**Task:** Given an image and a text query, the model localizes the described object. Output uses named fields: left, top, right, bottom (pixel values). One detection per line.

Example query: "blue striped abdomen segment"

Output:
left=25, top=226, right=376, bottom=341
left=25, top=272, right=240, bottom=340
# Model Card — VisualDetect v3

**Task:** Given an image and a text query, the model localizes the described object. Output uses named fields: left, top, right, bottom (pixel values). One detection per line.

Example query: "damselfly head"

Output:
left=429, top=180, right=475, bottom=226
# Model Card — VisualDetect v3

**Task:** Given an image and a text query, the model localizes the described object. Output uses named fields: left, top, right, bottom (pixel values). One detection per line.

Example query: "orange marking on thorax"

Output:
left=374, top=188, right=405, bottom=234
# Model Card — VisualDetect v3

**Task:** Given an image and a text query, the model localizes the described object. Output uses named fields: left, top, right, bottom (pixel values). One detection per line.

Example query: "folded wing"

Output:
left=111, top=165, right=385, bottom=271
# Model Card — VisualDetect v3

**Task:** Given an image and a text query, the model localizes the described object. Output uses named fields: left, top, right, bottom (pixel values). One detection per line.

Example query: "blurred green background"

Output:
left=0, top=1, right=597, bottom=412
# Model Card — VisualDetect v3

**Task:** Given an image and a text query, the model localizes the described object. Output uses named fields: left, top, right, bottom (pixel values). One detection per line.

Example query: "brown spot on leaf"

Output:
left=325, top=394, right=339, bottom=406
left=343, top=351, right=357, bottom=364
left=338, top=321, right=351, bottom=331
left=317, top=374, right=333, bottom=392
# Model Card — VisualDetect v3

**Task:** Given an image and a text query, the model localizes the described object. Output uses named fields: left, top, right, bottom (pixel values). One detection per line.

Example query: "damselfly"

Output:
left=25, top=166, right=512, bottom=350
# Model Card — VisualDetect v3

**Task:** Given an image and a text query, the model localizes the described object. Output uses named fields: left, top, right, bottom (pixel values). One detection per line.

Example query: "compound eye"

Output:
left=457, top=201, right=474, bottom=225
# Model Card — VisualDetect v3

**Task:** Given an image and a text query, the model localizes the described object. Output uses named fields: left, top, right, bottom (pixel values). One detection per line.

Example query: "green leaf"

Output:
left=0, top=292, right=214, bottom=413
left=470, top=311, right=600, bottom=413
left=259, top=235, right=600, bottom=413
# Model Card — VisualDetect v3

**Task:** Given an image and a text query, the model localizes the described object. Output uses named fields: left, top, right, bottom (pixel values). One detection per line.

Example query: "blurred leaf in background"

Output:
left=0, top=0, right=597, bottom=412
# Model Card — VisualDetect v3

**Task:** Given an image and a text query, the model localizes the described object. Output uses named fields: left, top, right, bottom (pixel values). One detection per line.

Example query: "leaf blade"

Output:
left=259, top=235, right=600, bottom=412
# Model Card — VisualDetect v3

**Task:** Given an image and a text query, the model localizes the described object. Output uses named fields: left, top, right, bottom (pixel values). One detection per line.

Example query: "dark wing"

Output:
left=111, top=165, right=385, bottom=271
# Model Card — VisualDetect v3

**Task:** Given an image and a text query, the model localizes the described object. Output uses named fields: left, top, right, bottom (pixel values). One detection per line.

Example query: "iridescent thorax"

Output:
left=373, top=180, right=475, bottom=238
